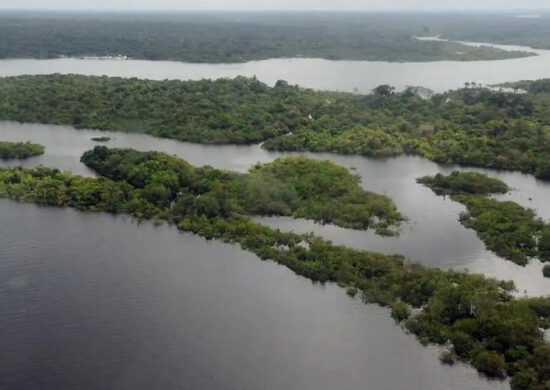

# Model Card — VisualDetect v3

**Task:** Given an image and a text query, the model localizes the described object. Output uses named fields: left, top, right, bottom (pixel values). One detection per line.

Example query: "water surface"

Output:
left=1, top=121, right=549, bottom=296
left=0, top=41, right=549, bottom=93
left=0, top=200, right=509, bottom=390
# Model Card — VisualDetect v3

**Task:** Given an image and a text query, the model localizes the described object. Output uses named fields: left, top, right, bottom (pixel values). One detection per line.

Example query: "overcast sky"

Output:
left=0, top=0, right=549, bottom=11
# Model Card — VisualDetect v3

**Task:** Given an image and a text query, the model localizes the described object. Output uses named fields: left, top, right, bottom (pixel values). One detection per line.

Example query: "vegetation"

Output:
left=0, top=13, right=532, bottom=63
left=419, top=172, right=548, bottom=266
left=80, top=146, right=403, bottom=233
left=0, top=140, right=44, bottom=159
left=429, top=12, right=550, bottom=52
left=417, top=171, right=509, bottom=196
left=439, top=349, right=457, bottom=366
left=91, top=136, right=111, bottom=142
left=3, top=75, right=550, bottom=180
left=0, top=146, right=550, bottom=389
left=543, top=265, right=550, bottom=278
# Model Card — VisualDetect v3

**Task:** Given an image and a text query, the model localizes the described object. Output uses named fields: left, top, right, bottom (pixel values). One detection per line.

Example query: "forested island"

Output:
left=0, top=140, right=45, bottom=159
left=90, top=136, right=111, bottom=142
left=0, top=12, right=532, bottom=63
left=418, top=172, right=550, bottom=266
left=2, top=74, right=550, bottom=179
left=0, top=146, right=549, bottom=389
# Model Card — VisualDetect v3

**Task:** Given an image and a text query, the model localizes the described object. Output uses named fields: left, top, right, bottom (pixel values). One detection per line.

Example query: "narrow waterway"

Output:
left=1, top=121, right=549, bottom=297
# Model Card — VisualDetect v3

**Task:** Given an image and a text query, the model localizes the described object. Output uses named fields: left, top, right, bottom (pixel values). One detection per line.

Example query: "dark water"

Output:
left=0, top=200, right=508, bottom=390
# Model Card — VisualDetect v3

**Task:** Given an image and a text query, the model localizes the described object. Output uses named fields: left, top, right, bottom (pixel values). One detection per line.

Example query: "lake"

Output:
left=0, top=41, right=549, bottom=94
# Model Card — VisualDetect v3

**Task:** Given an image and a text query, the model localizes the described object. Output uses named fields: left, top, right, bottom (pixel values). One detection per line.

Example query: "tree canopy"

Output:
left=419, top=171, right=549, bottom=266
left=0, top=140, right=44, bottom=159
left=0, top=147, right=549, bottom=389
left=2, top=75, right=550, bottom=180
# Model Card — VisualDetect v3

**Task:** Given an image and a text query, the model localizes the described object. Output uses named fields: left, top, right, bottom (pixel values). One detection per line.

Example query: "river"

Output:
left=1, top=121, right=549, bottom=297
left=1, top=44, right=549, bottom=389
left=0, top=40, right=549, bottom=94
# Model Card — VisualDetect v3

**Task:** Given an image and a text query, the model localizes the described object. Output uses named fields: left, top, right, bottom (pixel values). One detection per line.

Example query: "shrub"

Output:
left=473, top=350, right=507, bottom=378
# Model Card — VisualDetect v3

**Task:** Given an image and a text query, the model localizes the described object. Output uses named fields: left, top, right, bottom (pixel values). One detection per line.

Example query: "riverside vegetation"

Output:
left=2, top=75, right=550, bottom=179
left=0, top=147, right=549, bottom=389
left=0, top=13, right=532, bottom=63
left=0, top=140, right=44, bottom=159
left=418, top=172, right=550, bottom=267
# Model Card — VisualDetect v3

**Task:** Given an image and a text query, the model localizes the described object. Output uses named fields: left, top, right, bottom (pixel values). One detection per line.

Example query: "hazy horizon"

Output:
left=1, top=0, right=549, bottom=12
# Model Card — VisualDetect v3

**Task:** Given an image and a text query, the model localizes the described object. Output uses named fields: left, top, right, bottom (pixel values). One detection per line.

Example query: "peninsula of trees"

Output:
left=0, top=140, right=45, bottom=159
left=418, top=172, right=550, bottom=266
left=2, top=75, right=550, bottom=179
left=0, top=147, right=549, bottom=389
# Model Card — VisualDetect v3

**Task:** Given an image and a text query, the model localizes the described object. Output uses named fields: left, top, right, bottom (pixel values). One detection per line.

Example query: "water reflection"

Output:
left=1, top=121, right=549, bottom=296
left=0, top=200, right=509, bottom=390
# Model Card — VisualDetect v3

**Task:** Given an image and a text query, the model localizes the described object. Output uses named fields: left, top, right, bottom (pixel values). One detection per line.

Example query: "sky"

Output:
left=0, top=0, right=549, bottom=11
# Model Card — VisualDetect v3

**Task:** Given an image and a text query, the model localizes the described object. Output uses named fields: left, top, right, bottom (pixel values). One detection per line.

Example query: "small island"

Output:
left=90, top=136, right=112, bottom=142
left=0, top=141, right=45, bottom=160
left=417, top=171, right=509, bottom=195
left=418, top=171, right=550, bottom=266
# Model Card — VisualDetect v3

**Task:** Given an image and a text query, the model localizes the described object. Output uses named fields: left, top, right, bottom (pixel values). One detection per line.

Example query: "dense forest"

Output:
left=0, top=146, right=550, bottom=389
left=0, top=140, right=44, bottom=159
left=0, top=13, right=532, bottom=63
left=419, top=172, right=550, bottom=266
left=80, top=147, right=402, bottom=234
left=2, top=74, right=550, bottom=179
left=429, top=12, right=550, bottom=51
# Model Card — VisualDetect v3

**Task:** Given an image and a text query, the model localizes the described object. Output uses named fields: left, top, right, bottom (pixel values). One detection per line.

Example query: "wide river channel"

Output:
left=0, top=40, right=550, bottom=93
left=2, top=44, right=550, bottom=389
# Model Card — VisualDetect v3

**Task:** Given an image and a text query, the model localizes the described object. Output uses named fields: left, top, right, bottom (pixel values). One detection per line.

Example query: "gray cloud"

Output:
left=0, top=0, right=548, bottom=10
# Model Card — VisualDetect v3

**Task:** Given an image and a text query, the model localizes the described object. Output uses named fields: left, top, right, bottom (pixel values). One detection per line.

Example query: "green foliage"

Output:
left=439, top=349, right=457, bottom=365
left=90, top=136, right=111, bottom=142
left=540, top=227, right=550, bottom=261
left=0, top=140, right=44, bottom=159
left=543, top=265, right=550, bottom=278
left=455, top=196, right=543, bottom=266
left=346, top=287, right=358, bottom=297
left=1, top=146, right=550, bottom=387
left=391, top=299, right=411, bottom=322
left=417, top=171, right=509, bottom=195
left=4, top=75, right=550, bottom=179
left=247, top=156, right=403, bottom=232
left=420, top=172, right=547, bottom=266
left=472, top=350, right=507, bottom=378
left=80, top=147, right=403, bottom=233
left=0, top=14, right=531, bottom=63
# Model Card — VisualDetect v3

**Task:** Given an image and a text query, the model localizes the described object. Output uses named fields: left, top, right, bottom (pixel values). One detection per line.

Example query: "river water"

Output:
left=1, top=44, right=549, bottom=389
left=1, top=121, right=549, bottom=297
left=0, top=41, right=549, bottom=94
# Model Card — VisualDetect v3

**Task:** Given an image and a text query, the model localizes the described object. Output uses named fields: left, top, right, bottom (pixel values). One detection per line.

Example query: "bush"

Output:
left=472, top=350, right=507, bottom=378
left=439, top=349, right=456, bottom=365
left=346, top=287, right=358, bottom=297
left=391, top=299, right=411, bottom=322
left=543, top=265, right=550, bottom=278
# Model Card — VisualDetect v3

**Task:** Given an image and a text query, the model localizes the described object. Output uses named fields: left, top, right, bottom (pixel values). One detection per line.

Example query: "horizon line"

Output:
left=1, top=8, right=550, bottom=13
